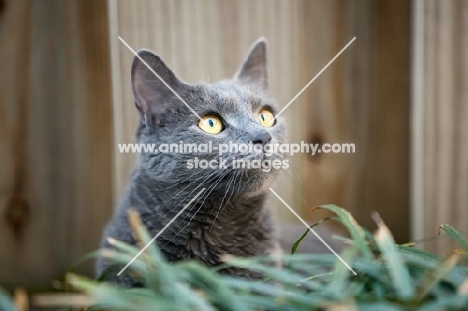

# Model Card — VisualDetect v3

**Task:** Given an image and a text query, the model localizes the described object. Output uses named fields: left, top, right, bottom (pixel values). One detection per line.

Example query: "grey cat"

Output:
left=97, top=38, right=287, bottom=285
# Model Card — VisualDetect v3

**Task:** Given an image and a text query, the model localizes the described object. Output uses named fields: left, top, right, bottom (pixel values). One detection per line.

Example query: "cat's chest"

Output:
left=136, top=197, right=274, bottom=266
left=151, top=218, right=256, bottom=265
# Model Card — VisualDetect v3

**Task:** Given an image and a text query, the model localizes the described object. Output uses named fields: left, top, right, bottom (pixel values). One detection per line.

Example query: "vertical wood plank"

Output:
left=0, top=0, right=112, bottom=289
left=414, top=0, right=468, bottom=251
left=411, top=0, right=426, bottom=242
left=298, top=0, right=411, bottom=242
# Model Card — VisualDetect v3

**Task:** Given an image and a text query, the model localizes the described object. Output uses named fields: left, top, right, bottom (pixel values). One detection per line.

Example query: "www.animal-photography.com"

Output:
left=1, top=1, right=468, bottom=310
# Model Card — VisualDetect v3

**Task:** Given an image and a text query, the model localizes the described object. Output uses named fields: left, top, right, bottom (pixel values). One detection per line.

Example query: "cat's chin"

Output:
left=244, top=184, right=271, bottom=198
left=239, top=167, right=280, bottom=198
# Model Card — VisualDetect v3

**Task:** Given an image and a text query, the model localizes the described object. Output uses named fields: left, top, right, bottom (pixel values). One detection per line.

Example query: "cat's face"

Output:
left=131, top=39, right=287, bottom=196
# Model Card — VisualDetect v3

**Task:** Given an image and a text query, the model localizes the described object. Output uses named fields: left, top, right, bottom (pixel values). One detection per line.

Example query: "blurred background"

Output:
left=0, top=0, right=467, bottom=291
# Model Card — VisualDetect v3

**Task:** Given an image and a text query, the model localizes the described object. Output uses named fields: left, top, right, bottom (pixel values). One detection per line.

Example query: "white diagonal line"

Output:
left=118, top=36, right=203, bottom=121
left=272, top=37, right=356, bottom=123
left=117, top=188, right=206, bottom=276
left=269, top=188, right=357, bottom=275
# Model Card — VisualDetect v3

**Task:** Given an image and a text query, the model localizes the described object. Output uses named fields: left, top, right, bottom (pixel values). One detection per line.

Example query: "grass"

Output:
left=71, top=205, right=468, bottom=310
left=0, top=286, right=15, bottom=311
left=2, top=205, right=468, bottom=310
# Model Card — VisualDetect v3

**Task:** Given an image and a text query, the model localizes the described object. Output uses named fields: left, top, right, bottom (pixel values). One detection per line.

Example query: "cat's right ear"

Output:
left=234, top=38, right=268, bottom=92
left=131, top=50, right=183, bottom=126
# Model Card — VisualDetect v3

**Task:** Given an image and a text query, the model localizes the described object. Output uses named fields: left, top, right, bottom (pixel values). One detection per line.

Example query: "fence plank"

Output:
left=0, top=0, right=112, bottom=289
left=412, top=0, right=468, bottom=251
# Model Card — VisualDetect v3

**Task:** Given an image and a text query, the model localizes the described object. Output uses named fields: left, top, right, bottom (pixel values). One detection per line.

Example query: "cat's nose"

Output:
left=251, top=132, right=272, bottom=146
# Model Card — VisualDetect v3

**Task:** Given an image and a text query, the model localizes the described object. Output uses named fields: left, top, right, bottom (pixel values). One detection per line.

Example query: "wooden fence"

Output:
left=0, top=0, right=113, bottom=290
left=109, top=0, right=411, bottom=241
left=0, top=0, right=466, bottom=290
left=411, top=0, right=468, bottom=252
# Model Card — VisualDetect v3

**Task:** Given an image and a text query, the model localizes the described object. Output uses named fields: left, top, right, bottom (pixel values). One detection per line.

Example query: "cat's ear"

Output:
left=131, top=49, right=184, bottom=125
left=235, top=38, right=268, bottom=91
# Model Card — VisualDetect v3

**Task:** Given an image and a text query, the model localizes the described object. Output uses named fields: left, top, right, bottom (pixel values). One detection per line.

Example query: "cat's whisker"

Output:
left=213, top=169, right=242, bottom=229
left=160, top=168, right=232, bottom=249
left=190, top=170, right=230, bottom=222
left=150, top=165, right=223, bottom=207
left=157, top=168, right=223, bottom=217
left=156, top=172, right=222, bottom=239
left=209, top=171, right=238, bottom=231
left=280, top=164, right=303, bottom=186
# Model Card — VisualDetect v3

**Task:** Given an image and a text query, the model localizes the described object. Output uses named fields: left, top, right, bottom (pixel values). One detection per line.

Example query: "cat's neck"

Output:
left=115, top=169, right=277, bottom=266
left=129, top=170, right=268, bottom=224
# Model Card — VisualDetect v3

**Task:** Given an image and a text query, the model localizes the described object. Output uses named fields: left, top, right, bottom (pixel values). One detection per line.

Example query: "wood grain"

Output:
left=0, top=0, right=113, bottom=289
left=414, top=0, right=468, bottom=251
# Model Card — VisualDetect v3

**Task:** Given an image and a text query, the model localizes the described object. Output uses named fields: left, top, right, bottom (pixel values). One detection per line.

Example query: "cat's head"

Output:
left=131, top=38, right=287, bottom=196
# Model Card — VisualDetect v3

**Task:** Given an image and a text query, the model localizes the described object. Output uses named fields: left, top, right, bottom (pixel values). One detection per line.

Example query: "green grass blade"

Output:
left=418, top=295, right=468, bottom=311
left=327, top=247, right=358, bottom=295
left=177, top=261, right=244, bottom=311
left=290, top=217, right=333, bottom=255
left=373, top=214, right=414, bottom=299
left=396, top=245, right=442, bottom=262
left=0, top=287, right=15, bottom=311
left=316, top=204, right=373, bottom=260
left=416, top=254, right=460, bottom=300
left=439, top=224, right=468, bottom=254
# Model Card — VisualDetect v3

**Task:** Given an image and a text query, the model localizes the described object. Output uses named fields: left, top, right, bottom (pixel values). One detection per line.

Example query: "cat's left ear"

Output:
left=131, top=49, right=186, bottom=127
left=235, top=38, right=268, bottom=91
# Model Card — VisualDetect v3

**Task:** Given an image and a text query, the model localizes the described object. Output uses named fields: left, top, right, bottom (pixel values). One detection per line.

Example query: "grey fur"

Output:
left=97, top=38, right=287, bottom=285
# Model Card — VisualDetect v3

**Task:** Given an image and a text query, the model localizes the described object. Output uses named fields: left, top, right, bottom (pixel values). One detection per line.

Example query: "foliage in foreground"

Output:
left=66, top=205, right=468, bottom=311
left=0, top=286, right=15, bottom=311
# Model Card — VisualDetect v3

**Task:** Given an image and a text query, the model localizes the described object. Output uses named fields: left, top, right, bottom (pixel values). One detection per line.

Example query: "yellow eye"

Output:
left=198, top=114, right=223, bottom=134
left=258, top=109, right=275, bottom=127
